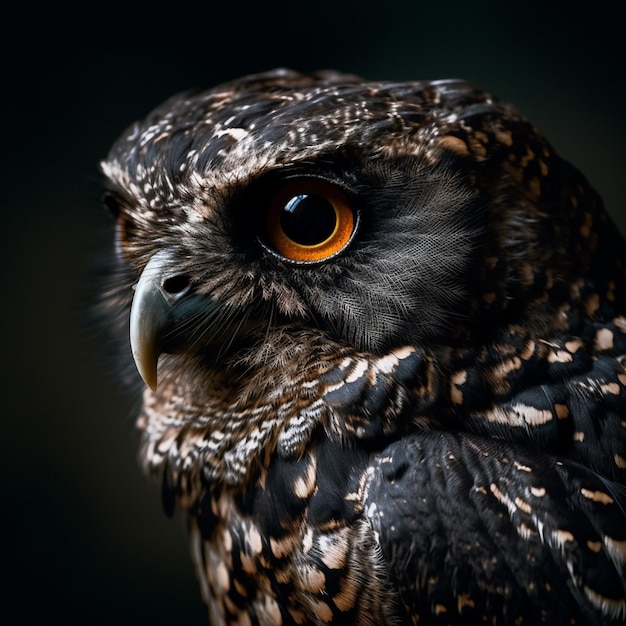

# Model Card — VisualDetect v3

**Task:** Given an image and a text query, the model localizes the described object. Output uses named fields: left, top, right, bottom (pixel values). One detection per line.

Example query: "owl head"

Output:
left=101, top=69, right=623, bottom=396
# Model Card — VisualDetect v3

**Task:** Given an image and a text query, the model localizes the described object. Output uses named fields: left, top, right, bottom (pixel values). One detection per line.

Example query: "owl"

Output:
left=101, top=69, right=626, bottom=625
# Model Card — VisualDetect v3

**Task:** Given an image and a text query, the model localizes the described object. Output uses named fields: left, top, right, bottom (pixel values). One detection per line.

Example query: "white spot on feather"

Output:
left=214, top=127, right=250, bottom=141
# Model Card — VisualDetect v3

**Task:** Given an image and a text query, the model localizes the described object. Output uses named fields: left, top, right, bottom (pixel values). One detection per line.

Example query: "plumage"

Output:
left=101, top=68, right=626, bottom=625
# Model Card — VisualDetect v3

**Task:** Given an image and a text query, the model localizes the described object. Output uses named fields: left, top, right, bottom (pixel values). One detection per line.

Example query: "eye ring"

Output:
left=264, top=179, right=356, bottom=263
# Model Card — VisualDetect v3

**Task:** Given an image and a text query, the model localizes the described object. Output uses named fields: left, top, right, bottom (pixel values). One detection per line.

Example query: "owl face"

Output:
left=102, top=71, right=487, bottom=390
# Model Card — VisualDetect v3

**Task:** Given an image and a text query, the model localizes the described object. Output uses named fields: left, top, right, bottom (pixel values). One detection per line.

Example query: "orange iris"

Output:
left=264, top=179, right=355, bottom=262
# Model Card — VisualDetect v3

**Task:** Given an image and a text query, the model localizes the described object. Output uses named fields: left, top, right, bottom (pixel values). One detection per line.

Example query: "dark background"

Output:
left=2, top=2, right=624, bottom=624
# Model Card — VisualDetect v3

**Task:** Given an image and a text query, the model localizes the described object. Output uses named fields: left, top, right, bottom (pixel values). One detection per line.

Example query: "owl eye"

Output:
left=113, top=212, right=137, bottom=260
left=263, top=179, right=356, bottom=263
left=102, top=191, right=138, bottom=260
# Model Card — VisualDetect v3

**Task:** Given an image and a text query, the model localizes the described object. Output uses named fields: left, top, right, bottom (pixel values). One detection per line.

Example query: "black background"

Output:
left=2, top=2, right=624, bottom=624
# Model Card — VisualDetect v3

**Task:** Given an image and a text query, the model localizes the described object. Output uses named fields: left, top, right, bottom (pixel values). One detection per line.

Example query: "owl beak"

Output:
left=131, top=249, right=264, bottom=390
left=130, top=249, right=193, bottom=391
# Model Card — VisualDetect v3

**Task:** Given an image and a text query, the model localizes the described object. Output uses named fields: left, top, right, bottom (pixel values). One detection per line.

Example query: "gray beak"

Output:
left=130, top=249, right=192, bottom=390
left=129, top=249, right=262, bottom=390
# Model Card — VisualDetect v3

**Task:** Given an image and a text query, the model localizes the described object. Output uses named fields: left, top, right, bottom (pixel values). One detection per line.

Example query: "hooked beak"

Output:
left=130, top=249, right=194, bottom=390
left=130, top=249, right=263, bottom=390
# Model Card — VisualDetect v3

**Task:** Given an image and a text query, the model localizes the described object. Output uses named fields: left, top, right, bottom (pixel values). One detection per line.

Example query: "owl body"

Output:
left=102, top=70, right=626, bottom=625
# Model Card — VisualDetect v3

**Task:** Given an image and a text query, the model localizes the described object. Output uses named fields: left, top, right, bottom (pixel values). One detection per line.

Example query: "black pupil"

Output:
left=280, top=194, right=337, bottom=245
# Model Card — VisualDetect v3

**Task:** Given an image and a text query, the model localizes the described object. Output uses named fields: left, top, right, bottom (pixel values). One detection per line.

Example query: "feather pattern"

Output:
left=101, top=69, right=626, bottom=624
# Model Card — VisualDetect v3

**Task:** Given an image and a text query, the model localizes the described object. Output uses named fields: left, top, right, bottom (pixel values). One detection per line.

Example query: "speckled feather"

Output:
left=102, top=69, right=626, bottom=625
